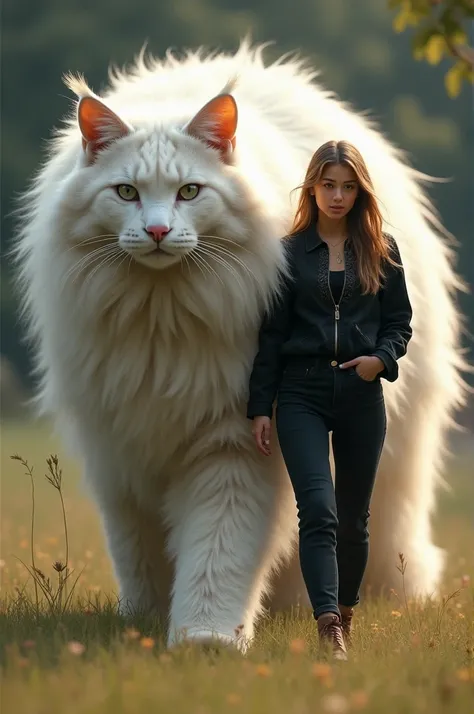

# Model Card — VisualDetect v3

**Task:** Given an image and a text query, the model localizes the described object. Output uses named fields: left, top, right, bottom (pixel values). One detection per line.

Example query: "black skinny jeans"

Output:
left=276, top=357, right=386, bottom=620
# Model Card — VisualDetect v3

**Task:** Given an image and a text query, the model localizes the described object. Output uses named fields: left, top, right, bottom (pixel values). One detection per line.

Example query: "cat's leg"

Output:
left=97, top=492, right=173, bottom=619
left=164, top=430, right=294, bottom=651
left=362, top=388, right=445, bottom=599
left=82, top=451, right=173, bottom=619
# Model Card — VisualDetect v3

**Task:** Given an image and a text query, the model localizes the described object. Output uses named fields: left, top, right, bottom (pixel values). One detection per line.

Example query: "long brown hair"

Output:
left=291, top=140, right=397, bottom=294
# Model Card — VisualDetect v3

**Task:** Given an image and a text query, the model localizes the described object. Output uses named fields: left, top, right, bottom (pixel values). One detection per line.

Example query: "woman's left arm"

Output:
left=371, top=238, right=413, bottom=382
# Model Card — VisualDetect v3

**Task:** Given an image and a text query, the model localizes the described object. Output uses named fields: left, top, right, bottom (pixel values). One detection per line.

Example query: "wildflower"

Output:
left=289, top=637, right=306, bottom=655
left=312, top=662, right=333, bottom=685
left=456, top=667, right=474, bottom=682
left=321, top=693, right=349, bottom=713
left=391, top=610, right=402, bottom=618
left=461, top=575, right=470, bottom=588
left=350, top=690, right=369, bottom=709
left=255, top=664, right=272, bottom=677
left=140, top=637, right=155, bottom=649
left=226, top=693, right=242, bottom=705
left=123, top=627, right=141, bottom=641
left=67, top=641, right=85, bottom=656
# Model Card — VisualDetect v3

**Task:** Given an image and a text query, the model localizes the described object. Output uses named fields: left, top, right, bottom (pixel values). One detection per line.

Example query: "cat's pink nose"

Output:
left=146, top=225, right=170, bottom=242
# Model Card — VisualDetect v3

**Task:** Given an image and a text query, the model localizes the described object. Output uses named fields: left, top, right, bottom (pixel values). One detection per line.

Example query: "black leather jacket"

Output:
left=246, top=225, right=413, bottom=419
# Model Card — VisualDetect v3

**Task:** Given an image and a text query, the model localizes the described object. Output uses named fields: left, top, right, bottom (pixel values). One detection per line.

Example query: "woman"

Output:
left=246, top=140, right=413, bottom=660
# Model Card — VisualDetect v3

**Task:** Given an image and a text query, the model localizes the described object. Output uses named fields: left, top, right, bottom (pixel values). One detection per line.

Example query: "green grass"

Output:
left=1, top=418, right=474, bottom=713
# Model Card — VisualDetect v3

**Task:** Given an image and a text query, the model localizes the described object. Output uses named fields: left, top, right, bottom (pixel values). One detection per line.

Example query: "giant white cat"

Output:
left=15, top=42, right=465, bottom=649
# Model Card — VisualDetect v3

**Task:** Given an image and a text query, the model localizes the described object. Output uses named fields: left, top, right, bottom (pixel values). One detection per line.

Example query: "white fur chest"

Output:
left=40, top=249, right=264, bottom=474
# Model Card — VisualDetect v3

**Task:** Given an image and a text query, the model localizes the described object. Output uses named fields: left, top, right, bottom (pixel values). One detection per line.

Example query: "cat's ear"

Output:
left=77, top=96, right=131, bottom=162
left=186, top=94, right=237, bottom=161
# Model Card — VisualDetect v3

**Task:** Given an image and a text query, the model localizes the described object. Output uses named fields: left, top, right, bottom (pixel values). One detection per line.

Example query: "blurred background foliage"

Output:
left=389, top=0, right=474, bottom=97
left=1, top=0, right=472, bottom=409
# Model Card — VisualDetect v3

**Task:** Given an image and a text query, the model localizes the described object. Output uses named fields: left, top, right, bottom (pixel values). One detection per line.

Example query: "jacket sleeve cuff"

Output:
left=246, top=402, right=274, bottom=420
left=371, top=348, right=398, bottom=382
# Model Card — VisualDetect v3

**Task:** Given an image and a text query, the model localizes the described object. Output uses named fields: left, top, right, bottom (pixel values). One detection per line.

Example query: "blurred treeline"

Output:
left=1, top=0, right=472, bottom=391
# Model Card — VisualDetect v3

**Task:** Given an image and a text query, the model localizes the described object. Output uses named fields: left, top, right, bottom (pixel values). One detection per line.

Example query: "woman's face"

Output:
left=312, top=163, right=359, bottom=219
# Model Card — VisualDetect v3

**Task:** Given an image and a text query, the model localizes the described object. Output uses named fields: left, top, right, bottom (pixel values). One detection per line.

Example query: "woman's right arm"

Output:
left=246, top=242, right=295, bottom=421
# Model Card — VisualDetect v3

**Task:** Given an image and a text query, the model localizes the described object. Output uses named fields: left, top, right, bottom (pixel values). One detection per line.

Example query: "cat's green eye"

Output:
left=116, top=184, right=139, bottom=201
left=177, top=184, right=200, bottom=201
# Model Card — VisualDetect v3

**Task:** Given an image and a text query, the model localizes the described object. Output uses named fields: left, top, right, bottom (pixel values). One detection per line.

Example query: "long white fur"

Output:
left=14, top=41, right=466, bottom=648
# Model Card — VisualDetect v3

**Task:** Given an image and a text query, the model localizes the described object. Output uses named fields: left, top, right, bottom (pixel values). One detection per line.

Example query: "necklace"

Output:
left=326, top=237, right=346, bottom=265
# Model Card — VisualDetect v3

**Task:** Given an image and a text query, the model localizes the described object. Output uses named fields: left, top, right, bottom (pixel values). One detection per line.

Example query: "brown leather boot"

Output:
left=339, top=605, right=354, bottom=646
left=317, top=612, right=348, bottom=660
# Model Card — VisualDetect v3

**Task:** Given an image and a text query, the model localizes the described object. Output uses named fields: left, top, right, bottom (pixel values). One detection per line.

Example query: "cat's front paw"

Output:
left=168, top=627, right=249, bottom=654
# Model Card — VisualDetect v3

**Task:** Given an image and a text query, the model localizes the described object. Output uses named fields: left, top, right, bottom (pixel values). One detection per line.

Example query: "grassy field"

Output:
left=1, top=418, right=473, bottom=713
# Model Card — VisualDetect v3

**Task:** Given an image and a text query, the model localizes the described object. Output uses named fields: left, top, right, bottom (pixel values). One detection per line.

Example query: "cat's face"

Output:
left=68, top=91, right=241, bottom=271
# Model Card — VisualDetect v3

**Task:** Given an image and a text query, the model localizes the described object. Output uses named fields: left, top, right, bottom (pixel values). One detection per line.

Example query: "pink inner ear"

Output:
left=187, top=94, right=238, bottom=152
left=78, top=96, right=129, bottom=147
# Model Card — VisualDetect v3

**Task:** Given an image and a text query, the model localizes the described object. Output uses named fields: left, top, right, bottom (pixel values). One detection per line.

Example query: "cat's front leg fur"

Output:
left=87, top=471, right=173, bottom=619
left=164, top=441, right=292, bottom=651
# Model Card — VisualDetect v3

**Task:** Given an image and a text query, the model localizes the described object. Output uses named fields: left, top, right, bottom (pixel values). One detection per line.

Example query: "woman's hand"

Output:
left=252, top=416, right=272, bottom=456
left=339, top=355, right=385, bottom=381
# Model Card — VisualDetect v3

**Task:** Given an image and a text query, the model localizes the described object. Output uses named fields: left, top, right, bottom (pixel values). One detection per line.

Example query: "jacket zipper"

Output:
left=327, top=249, right=346, bottom=356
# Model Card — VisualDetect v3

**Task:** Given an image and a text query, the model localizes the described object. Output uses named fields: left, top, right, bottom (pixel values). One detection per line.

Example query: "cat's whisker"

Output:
left=198, top=238, right=255, bottom=267
left=181, top=254, right=191, bottom=277
left=199, top=240, right=257, bottom=275
left=198, top=234, right=253, bottom=255
left=190, top=250, right=224, bottom=286
left=68, top=246, right=122, bottom=286
left=195, top=245, right=242, bottom=282
left=127, top=254, right=133, bottom=279
left=69, top=234, right=119, bottom=251
left=110, top=252, right=130, bottom=281
left=196, top=242, right=258, bottom=286
left=68, top=245, right=120, bottom=281
left=63, top=245, right=119, bottom=286
left=84, top=247, right=126, bottom=286
left=193, top=246, right=243, bottom=290
left=187, top=252, right=209, bottom=283
left=190, top=250, right=220, bottom=284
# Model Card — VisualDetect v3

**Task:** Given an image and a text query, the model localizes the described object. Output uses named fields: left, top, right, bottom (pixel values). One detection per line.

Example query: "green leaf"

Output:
left=444, top=62, right=464, bottom=98
left=412, top=23, right=441, bottom=51
left=424, top=34, right=447, bottom=65
left=449, top=30, right=469, bottom=46
left=393, top=6, right=420, bottom=33
left=409, top=0, right=432, bottom=16
left=393, top=9, right=411, bottom=33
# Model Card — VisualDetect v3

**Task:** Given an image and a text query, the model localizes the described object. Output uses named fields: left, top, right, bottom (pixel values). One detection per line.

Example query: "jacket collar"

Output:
left=298, top=223, right=324, bottom=252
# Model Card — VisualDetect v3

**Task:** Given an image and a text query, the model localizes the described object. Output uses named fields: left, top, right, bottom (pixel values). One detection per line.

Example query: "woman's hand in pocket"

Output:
left=339, top=355, right=384, bottom=381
